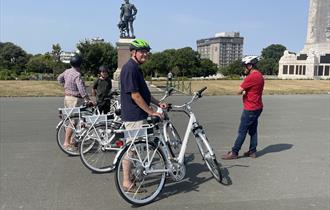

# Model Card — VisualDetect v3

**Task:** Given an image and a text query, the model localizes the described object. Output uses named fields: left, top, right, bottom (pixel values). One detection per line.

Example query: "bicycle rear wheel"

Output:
left=196, top=133, right=222, bottom=182
left=79, top=125, right=122, bottom=173
left=115, top=141, right=166, bottom=206
left=56, top=117, right=80, bottom=156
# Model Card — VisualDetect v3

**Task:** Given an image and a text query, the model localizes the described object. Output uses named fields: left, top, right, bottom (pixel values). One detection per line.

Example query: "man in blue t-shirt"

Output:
left=120, top=39, right=167, bottom=192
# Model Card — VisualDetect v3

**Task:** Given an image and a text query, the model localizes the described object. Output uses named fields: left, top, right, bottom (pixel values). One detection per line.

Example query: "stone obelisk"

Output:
left=278, top=0, right=330, bottom=79
left=302, top=0, right=330, bottom=54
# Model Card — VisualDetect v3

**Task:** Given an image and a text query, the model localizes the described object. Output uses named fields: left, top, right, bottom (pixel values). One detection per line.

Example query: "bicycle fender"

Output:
left=162, top=122, right=170, bottom=142
left=56, top=120, right=63, bottom=130
left=113, top=146, right=126, bottom=166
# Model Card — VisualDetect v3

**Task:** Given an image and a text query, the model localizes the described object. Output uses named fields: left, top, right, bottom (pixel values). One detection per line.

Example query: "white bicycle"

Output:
left=114, top=87, right=222, bottom=206
left=79, top=88, right=178, bottom=173
left=79, top=111, right=124, bottom=173
left=56, top=94, right=121, bottom=156
left=56, top=102, right=97, bottom=156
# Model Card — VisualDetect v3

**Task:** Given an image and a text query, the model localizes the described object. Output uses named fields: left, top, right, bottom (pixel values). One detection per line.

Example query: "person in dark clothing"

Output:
left=92, top=66, right=112, bottom=114
left=120, top=39, right=167, bottom=192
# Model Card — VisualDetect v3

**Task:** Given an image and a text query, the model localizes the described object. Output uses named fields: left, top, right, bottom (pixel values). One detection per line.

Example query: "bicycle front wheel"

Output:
left=115, top=141, right=166, bottom=206
left=196, top=133, right=222, bottom=182
left=79, top=125, right=121, bottom=173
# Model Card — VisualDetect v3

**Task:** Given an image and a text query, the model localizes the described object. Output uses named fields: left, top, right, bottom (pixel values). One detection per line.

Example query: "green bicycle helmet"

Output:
left=129, top=39, right=151, bottom=51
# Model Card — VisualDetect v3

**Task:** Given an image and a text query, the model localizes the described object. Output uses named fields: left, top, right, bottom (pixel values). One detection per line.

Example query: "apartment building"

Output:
left=197, top=32, right=244, bottom=67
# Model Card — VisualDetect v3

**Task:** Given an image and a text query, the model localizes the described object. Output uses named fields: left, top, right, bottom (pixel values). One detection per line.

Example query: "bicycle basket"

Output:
left=83, top=114, right=108, bottom=125
left=115, top=125, right=154, bottom=140
left=58, top=107, right=81, bottom=118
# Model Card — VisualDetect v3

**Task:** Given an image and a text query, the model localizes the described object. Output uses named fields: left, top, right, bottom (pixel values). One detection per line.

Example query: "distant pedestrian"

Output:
left=167, top=71, right=173, bottom=81
left=167, top=71, right=173, bottom=87
left=222, top=56, right=264, bottom=159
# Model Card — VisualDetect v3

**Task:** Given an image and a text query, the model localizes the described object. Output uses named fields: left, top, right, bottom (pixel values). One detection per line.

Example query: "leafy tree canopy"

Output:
left=76, top=40, right=117, bottom=77
left=0, top=42, right=30, bottom=73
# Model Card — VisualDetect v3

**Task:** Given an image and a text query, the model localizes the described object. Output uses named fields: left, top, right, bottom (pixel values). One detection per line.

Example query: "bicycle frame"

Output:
left=114, top=87, right=222, bottom=206
left=162, top=87, right=215, bottom=164
left=175, top=109, right=196, bottom=164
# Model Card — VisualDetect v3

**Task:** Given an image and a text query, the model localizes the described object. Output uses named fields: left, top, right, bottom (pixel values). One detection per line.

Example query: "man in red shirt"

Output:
left=222, top=56, right=264, bottom=159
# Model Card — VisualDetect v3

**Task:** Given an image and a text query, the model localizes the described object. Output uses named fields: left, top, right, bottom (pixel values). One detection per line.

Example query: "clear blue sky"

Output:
left=1, top=0, right=309, bottom=56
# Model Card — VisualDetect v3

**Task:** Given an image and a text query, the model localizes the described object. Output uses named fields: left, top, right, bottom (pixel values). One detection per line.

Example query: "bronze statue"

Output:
left=118, top=0, right=137, bottom=38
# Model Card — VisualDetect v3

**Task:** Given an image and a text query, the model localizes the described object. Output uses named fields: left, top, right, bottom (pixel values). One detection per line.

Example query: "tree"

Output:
left=76, top=40, right=117, bottom=77
left=141, top=51, right=172, bottom=77
left=258, top=44, right=286, bottom=75
left=26, top=54, right=55, bottom=73
left=258, top=58, right=278, bottom=75
left=219, top=60, right=243, bottom=76
left=198, top=59, right=218, bottom=77
left=51, top=43, right=62, bottom=63
left=261, top=44, right=286, bottom=60
left=141, top=47, right=218, bottom=78
left=171, top=47, right=200, bottom=77
left=0, top=42, right=30, bottom=73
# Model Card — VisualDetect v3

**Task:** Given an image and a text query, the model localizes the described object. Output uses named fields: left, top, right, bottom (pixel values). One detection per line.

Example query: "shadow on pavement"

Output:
left=156, top=153, right=231, bottom=202
left=257, top=143, right=294, bottom=157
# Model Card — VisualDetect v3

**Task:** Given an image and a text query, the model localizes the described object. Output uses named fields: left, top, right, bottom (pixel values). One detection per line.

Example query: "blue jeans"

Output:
left=232, top=109, right=263, bottom=154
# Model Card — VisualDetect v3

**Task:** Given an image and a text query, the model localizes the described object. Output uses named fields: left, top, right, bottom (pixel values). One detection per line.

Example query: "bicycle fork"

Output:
left=192, top=122, right=215, bottom=159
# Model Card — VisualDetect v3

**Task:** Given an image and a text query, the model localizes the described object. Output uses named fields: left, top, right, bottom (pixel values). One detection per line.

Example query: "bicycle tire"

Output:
left=115, top=141, right=166, bottom=206
left=56, top=117, right=80, bottom=156
left=164, top=122, right=182, bottom=158
left=196, top=133, right=222, bottom=182
left=79, top=125, right=121, bottom=173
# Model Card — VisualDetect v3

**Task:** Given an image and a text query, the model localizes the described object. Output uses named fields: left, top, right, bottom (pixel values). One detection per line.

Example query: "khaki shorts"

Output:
left=64, top=96, right=84, bottom=108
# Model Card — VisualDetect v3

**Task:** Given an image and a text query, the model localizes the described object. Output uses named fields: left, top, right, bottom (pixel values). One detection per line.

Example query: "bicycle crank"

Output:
left=168, top=162, right=186, bottom=181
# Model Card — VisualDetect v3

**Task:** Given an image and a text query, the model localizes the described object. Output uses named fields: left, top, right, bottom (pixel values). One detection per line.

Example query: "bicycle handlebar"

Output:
left=168, top=86, right=207, bottom=110
left=159, top=87, right=175, bottom=102
left=196, top=87, right=207, bottom=98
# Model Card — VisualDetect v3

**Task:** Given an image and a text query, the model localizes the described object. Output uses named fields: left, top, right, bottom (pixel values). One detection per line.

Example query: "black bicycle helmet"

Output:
left=129, top=39, right=151, bottom=51
left=99, top=65, right=109, bottom=73
left=70, top=55, right=83, bottom=67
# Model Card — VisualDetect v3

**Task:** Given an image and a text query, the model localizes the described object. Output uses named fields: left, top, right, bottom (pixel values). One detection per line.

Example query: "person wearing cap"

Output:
left=57, top=54, right=93, bottom=151
left=222, top=56, right=264, bottom=160
left=92, top=66, right=113, bottom=114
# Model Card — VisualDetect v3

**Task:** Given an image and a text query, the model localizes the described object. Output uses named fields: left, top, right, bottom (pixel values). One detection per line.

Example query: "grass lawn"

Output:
left=151, top=80, right=330, bottom=95
left=0, top=80, right=329, bottom=97
left=0, top=81, right=65, bottom=97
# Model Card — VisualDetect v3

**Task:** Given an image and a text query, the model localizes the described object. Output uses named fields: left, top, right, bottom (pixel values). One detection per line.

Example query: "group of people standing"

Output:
left=57, top=38, right=264, bottom=170
left=57, top=56, right=112, bottom=150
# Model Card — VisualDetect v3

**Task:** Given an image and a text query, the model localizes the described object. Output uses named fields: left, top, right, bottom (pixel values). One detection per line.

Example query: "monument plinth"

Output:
left=113, top=38, right=133, bottom=81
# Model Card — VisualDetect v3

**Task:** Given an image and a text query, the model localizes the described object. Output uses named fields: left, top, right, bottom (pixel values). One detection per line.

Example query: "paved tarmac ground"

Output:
left=0, top=95, right=329, bottom=210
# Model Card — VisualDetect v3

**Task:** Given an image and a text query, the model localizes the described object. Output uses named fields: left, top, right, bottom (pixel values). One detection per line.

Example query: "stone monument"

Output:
left=278, top=0, right=330, bottom=79
left=113, top=38, right=134, bottom=80
left=113, top=0, right=137, bottom=81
